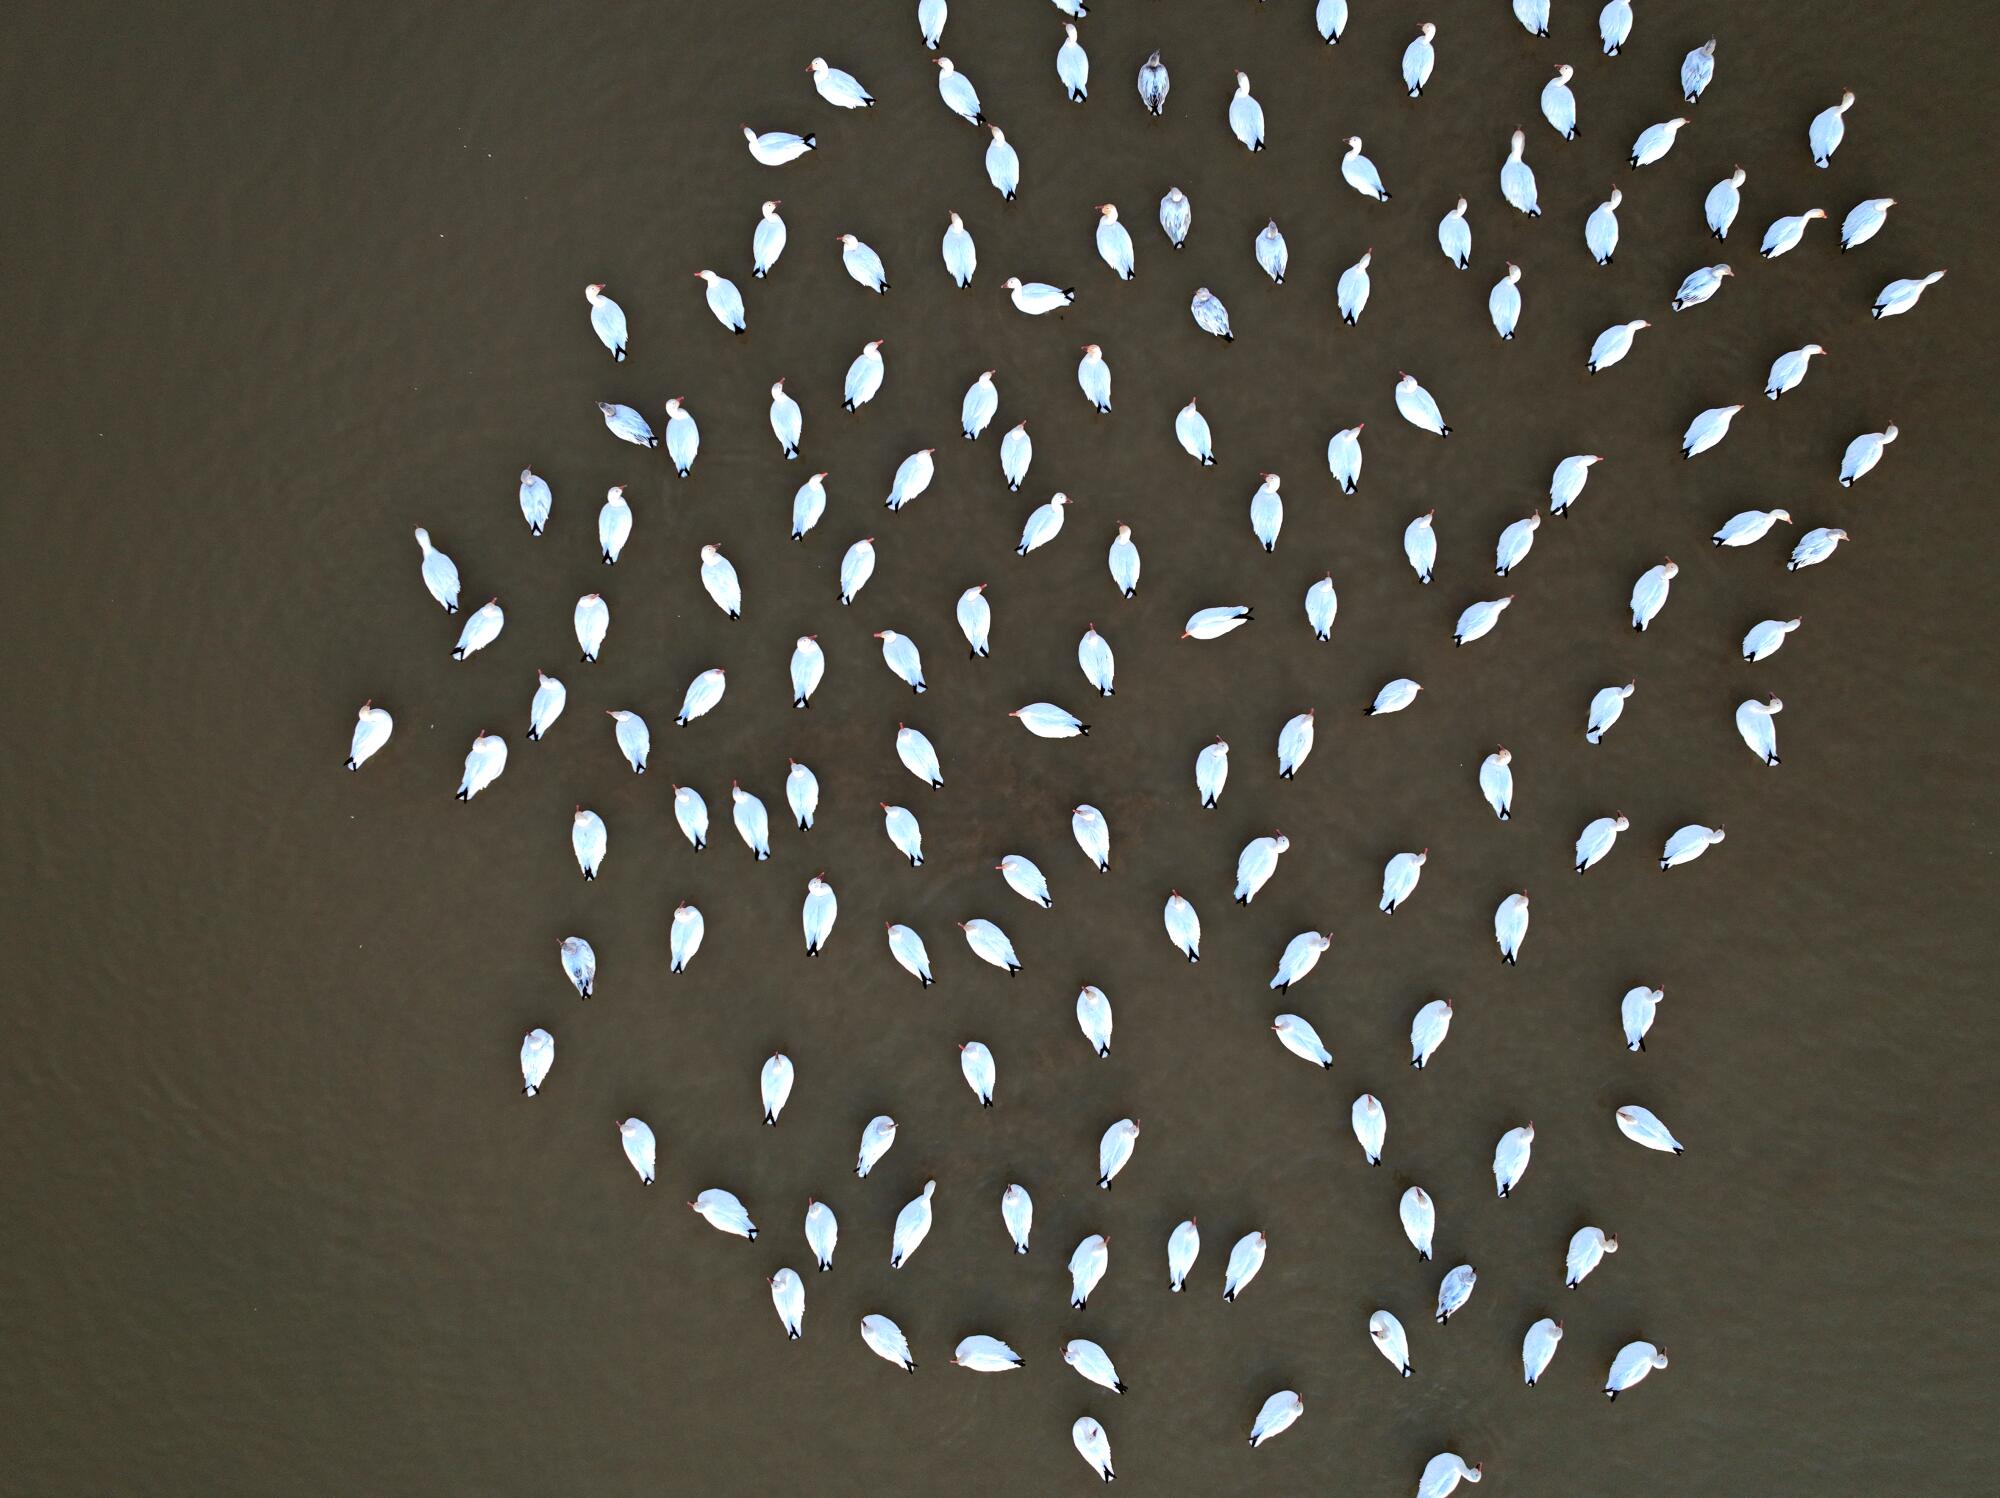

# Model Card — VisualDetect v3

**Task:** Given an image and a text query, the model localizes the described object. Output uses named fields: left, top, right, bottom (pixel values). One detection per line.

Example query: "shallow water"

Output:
left=4, top=1, right=1997, bottom=1492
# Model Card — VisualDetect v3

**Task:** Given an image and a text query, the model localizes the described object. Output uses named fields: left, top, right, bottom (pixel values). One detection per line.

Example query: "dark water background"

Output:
left=4, top=1, right=1997, bottom=1492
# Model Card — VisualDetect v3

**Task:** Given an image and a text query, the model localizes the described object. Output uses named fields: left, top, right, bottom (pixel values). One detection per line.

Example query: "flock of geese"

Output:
left=347, top=2, right=1936, bottom=1488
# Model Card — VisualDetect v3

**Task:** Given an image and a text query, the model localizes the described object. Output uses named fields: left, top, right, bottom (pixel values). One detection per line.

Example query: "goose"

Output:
left=1493, top=1123, right=1535, bottom=1196
left=1175, top=399, right=1216, bottom=464
left=344, top=701, right=393, bottom=770
left=1705, top=169, right=1747, bottom=239
left=519, top=1029, right=554, bottom=1097
left=1873, top=271, right=1945, bottom=318
left=1317, top=0, right=1349, bottom=43
left=1400, top=1187, right=1435, bottom=1259
left=1160, top=186, right=1192, bottom=248
left=596, top=402, right=656, bottom=450
left=855, top=1115, right=897, bottom=1177
left=957, top=583, right=991, bottom=658
left=959, top=919, right=1021, bottom=974
left=1137, top=49, right=1169, bottom=115
left=1682, top=38, right=1717, bottom=100
left=1062, top=1339, right=1127, bottom=1394
left=860, top=1313, right=916, bottom=1373
left=1190, top=287, right=1233, bottom=340
left=1599, top=0, right=1633, bottom=55
left=1402, top=24, right=1437, bottom=98
left=1370, top=1310, right=1413, bottom=1377
left=852, top=1112, right=900, bottom=1184
left=671, top=785, right=708, bottom=851
left=1629, top=117, right=1688, bottom=168
left=897, top=724, right=944, bottom=788
left=1765, top=346, right=1825, bottom=400
left=1342, top=138, right=1390, bottom=200
left=1223, top=1230, right=1268, bottom=1300
left=1196, top=736, right=1231, bottom=808
left=1351, top=1094, right=1387, bottom=1165
left=1576, top=813, right=1631, bottom=872
left=1098, top=1119, right=1140, bottom=1189
left=1409, top=998, right=1453, bottom=1067
left=918, top=0, right=946, bottom=48
left=1073, top=1419, right=1115, bottom=1482
left=1630, top=558, right=1679, bottom=627
left=1712, top=508, right=1792, bottom=547
left=1002, top=1183, right=1033, bottom=1253
left=998, top=854, right=1053, bottom=909
left=790, top=636, right=824, bottom=709
left=790, top=472, right=828, bottom=539
left=694, top=271, right=745, bottom=337
left=1788, top=527, right=1849, bottom=570
left=781, top=760, right=818, bottom=832
left=1269, top=931, right=1331, bottom=994
left=1017, top=492, right=1071, bottom=555
left=1168, top=1218, right=1201, bottom=1290
left=1840, top=197, right=1895, bottom=250
left=1006, top=277, right=1076, bottom=315
left=1435, top=1263, right=1476, bottom=1324
left=1109, top=525, right=1141, bottom=597
left=984, top=126, right=1020, bottom=200
left=618, top=1117, right=656, bottom=1185
left=698, top=544, right=741, bottom=618
left=886, top=922, right=934, bottom=986
left=1453, top=596, right=1512, bottom=646
left=675, top=667, right=726, bottom=726
left=843, top=340, right=886, bottom=411
left=1743, top=617, right=1801, bottom=662
left=885, top=448, right=936, bottom=512
left=882, top=803, right=925, bottom=866
left=1500, top=129, right=1539, bottom=216
left=672, top=904, right=704, bottom=976
left=1077, top=625, right=1116, bottom=696
left=1163, top=890, right=1202, bottom=962
left=1810, top=90, right=1854, bottom=167
left=941, top=211, right=977, bottom=287
left=606, top=709, right=649, bottom=773
left=998, top=423, right=1033, bottom=493
left=1680, top=406, right=1740, bottom=458
left=1248, top=1391, right=1304, bottom=1448
left=1404, top=511, right=1437, bottom=583
left=730, top=782, right=770, bottom=860
left=571, top=808, right=606, bottom=880
left=809, top=56, right=874, bottom=108
left=518, top=466, right=553, bottom=533
left=1479, top=747, right=1513, bottom=819
left=1182, top=605, right=1252, bottom=640
left=1273, top=1013, right=1333, bottom=1069
left=935, top=56, right=984, bottom=125
left=1660, top=824, right=1725, bottom=871
left=889, top=1180, right=935, bottom=1267
left=1380, top=850, right=1427, bottom=914
left=1586, top=189, right=1622, bottom=263
left=1762, top=208, right=1828, bottom=257
left=1737, top=695, right=1784, bottom=765
left=1494, top=513, right=1540, bottom=576
left=1235, top=831, right=1290, bottom=901
left=1541, top=65, right=1577, bottom=139
left=838, top=234, right=889, bottom=295
left=594, top=485, right=633, bottom=563
left=1367, top=678, right=1423, bottom=715
left=1095, top=206, right=1135, bottom=280
left=874, top=629, right=926, bottom=693
left=1008, top=700, right=1088, bottom=736
left=583, top=282, right=627, bottom=361
left=1250, top=472, right=1283, bottom=551
left=1228, top=71, right=1265, bottom=150
left=1336, top=250, right=1372, bottom=325
left=413, top=528, right=460, bottom=612
left=1077, top=344, right=1113, bottom=413
left=753, top=200, right=787, bottom=277
left=760, top=1055, right=794, bottom=1125
left=840, top=538, right=876, bottom=605
left=743, top=125, right=815, bottom=165
left=1672, top=263, right=1733, bottom=309
left=1490, top=263, right=1522, bottom=338
left=1276, top=713, right=1314, bottom=779
left=1072, top=804, right=1112, bottom=871
left=1586, top=681, right=1635, bottom=743
left=1622, top=985, right=1663, bottom=1049
left=451, top=598, right=505, bottom=660
left=1077, top=986, right=1113, bottom=1058
left=1495, top=892, right=1531, bottom=963
left=1588, top=319, right=1650, bottom=373
left=1567, top=1222, right=1621, bottom=1281
left=1305, top=575, right=1338, bottom=641
left=523, top=671, right=566, bottom=742
left=1255, top=220, right=1288, bottom=284
left=952, top=1335, right=1023, bottom=1372
left=455, top=732, right=505, bottom=800
left=1437, top=198, right=1471, bottom=269
left=1515, top=0, right=1550, bottom=35
left=558, top=936, right=594, bottom=1000
left=1605, top=1341, right=1670, bottom=1398
left=1523, top=1318, right=1564, bottom=1384
left=1419, top=1454, right=1483, bottom=1497
left=573, top=592, right=609, bottom=662
left=1057, top=24, right=1089, bottom=101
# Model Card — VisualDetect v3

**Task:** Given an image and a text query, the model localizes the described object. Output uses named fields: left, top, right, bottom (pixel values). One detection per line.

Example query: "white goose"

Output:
left=753, top=200, right=787, bottom=277
left=1567, top=1226, right=1619, bottom=1288
left=957, top=583, right=991, bottom=658
left=345, top=701, right=393, bottom=770
left=790, top=471, right=827, bottom=539
left=1683, top=38, right=1718, bottom=101
left=1840, top=197, right=1895, bottom=250
left=413, top=528, right=460, bottom=612
left=1622, top=985, right=1663, bottom=1050
left=1495, top=892, right=1531, bottom=964
left=874, top=629, right=926, bottom=692
left=1500, top=129, right=1539, bottom=216
left=1337, top=252, right=1371, bottom=325
left=839, top=538, right=876, bottom=605
left=882, top=803, right=924, bottom=866
left=1479, top=747, right=1513, bottom=820
left=1586, top=189, right=1621, bottom=263
left=1629, top=558, right=1677, bottom=631
left=1765, top=345, right=1826, bottom=400
left=1789, top=527, right=1849, bottom=570
left=1659, top=824, right=1725, bottom=870
left=1175, top=399, right=1215, bottom=464
left=456, top=733, right=506, bottom=800
left=1402, top=24, right=1437, bottom=97
left=760, top=1055, right=794, bottom=1125
left=1575, top=813, right=1631, bottom=873
left=1714, top=508, right=1792, bottom=547
left=1841, top=424, right=1899, bottom=485
left=1680, top=406, right=1741, bottom=458
left=607, top=709, right=649, bottom=773
left=1400, top=1187, right=1435, bottom=1259
left=1370, top=1310, right=1413, bottom=1377
left=1012, top=702, right=1088, bottom=738
left=1073, top=1419, right=1115, bottom=1482
left=1228, top=71, right=1265, bottom=150
left=1629, top=117, right=1688, bottom=168
left=1617, top=1105, right=1684, bottom=1153
left=1673, top=262, right=1734, bottom=309
left=558, top=936, right=594, bottom=999
left=520, top=1029, right=554, bottom=1096
left=1095, top=206, right=1135, bottom=279
left=518, top=467, right=554, bottom=533
left=960, top=919, right=1020, bottom=974
left=1737, top=695, right=1783, bottom=765
left=952, top=1335, right=1022, bottom=1372
left=1006, top=277, right=1076, bottom=315
left=1367, top=678, right=1422, bottom=715
left=1072, top=804, right=1112, bottom=871
left=855, top=1115, right=897, bottom=1177
left=1419, top=1454, right=1483, bottom=1497
left=790, top=636, right=824, bottom=709
left=1273, top=1013, right=1332, bottom=1069
left=1276, top=712, right=1314, bottom=779
left=1542, top=65, right=1577, bottom=139
left=1490, top=262, right=1522, bottom=339
left=1705, top=168, right=1747, bottom=239
left=1762, top=206, right=1829, bottom=258
left=1250, top=472, right=1282, bottom=551
left=1493, top=1122, right=1535, bottom=1197
left=889, top=1180, right=935, bottom=1267
left=1223, top=1230, right=1267, bottom=1301
left=1248, top=1391, right=1303, bottom=1448
left=1495, top=513, right=1540, bottom=575
left=672, top=785, right=707, bottom=850
left=1160, top=186, right=1191, bottom=248
left=451, top=598, right=504, bottom=660
left=1453, top=597, right=1512, bottom=646
left=1196, top=737, right=1230, bottom=808
left=570, top=807, right=606, bottom=879
left=1404, top=511, right=1437, bottom=584
left=1379, top=850, right=1427, bottom=913
left=843, top=340, right=886, bottom=411
left=1351, top=1094, right=1387, bottom=1165
left=860, top=1313, right=916, bottom=1373
left=1256, top=220, right=1287, bottom=284
left=1588, top=319, right=1650, bottom=373
left=1003, top=1183, right=1033, bottom=1253
left=584, top=282, right=627, bottom=360
left=1098, top=1119, right=1140, bottom=1190
left=1076, top=986, right=1113, bottom=1058
left=743, top=125, right=815, bottom=165
left=1168, top=1218, right=1201, bottom=1291
left=1606, top=1341, right=1670, bottom=1399
left=1586, top=681, right=1635, bottom=743
left=1743, top=618, right=1799, bottom=662
left=998, top=853, right=1052, bottom=908
left=1163, top=890, right=1201, bottom=962
left=1434, top=1263, right=1477, bottom=1324
left=669, top=903, right=704, bottom=974
left=1269, top=931, right=1330, bottom=993
left=1305, top=575, right=1338, bottom=640
left=1137, top=49, right=1168, bottom=115
left=1341, top=137, right=1390, bottom=201
left=942, top=212, right=977, bottom=287
left=1809, top=90, right=1854, bottom=167
left=1523, top=1318, right=1563, bottom=1385
left=886, top=922, right=933, bottom=986
left=1409, top=998, right=1453, bottom=1068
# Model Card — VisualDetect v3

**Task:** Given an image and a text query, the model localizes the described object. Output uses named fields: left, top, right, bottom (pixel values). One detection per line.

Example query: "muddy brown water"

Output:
left=4, top=1, right=1997, bottom=1492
